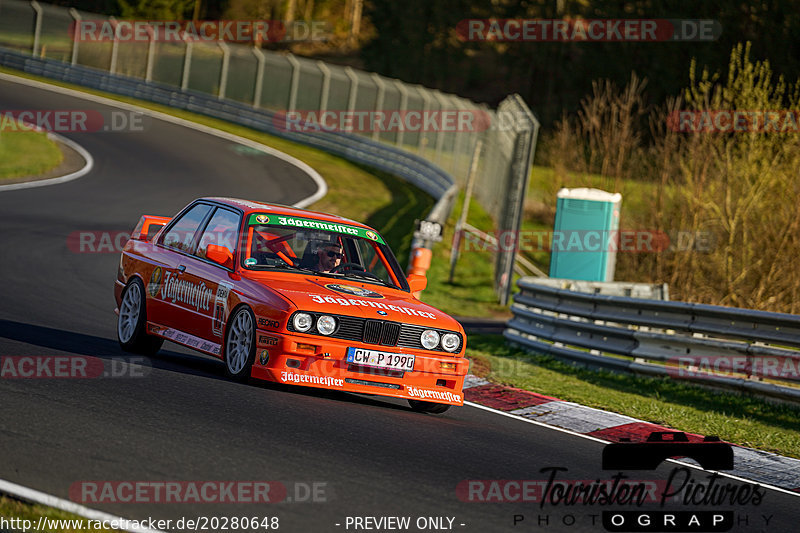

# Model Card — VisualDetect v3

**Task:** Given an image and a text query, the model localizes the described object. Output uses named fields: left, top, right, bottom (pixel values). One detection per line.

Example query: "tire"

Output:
left=224, top=306, right=256, bottom=381
left=117, top=278, right=163, bottom=355
left=408, top=399, right=451, bottom=414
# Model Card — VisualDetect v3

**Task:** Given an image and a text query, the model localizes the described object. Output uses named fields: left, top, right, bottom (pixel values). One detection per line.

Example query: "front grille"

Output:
left=364, top=320, right=382, bottom=344
left=287, top=312, right=462, bottom=352
left=345, top=378, right=402, bottom=389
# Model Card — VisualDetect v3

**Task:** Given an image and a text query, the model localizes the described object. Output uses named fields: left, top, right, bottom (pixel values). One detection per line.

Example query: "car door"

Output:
left=148, top=202, right=214, bottom=340
left=186, top=206, right=242, bottom=345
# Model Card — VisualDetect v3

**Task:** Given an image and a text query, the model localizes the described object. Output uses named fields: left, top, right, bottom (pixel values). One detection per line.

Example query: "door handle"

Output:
left=177, top=265, right=186, bottom=274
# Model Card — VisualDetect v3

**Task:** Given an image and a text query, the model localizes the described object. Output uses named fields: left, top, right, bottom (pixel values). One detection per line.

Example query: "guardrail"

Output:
left=505, top=277, right=800, bottom=404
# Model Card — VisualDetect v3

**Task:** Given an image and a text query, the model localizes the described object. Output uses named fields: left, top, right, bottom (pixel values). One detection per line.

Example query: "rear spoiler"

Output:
left=130, top=215, right=171, bottom=243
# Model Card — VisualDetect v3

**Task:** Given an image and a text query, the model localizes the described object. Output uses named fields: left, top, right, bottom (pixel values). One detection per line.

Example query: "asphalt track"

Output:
left=0, top=77, right=796, bottom=533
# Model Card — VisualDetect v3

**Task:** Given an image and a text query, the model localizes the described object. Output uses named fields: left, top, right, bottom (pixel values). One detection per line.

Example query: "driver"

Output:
left=314, top=242, right=344, bottom=272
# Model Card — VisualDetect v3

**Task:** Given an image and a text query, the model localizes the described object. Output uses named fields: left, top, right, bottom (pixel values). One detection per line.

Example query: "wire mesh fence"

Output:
left=0, top=0, right=539, bottom=303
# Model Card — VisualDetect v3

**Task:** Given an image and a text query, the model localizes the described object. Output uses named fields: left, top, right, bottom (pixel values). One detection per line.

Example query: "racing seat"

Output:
left=298, top=243, right=320, bottom=269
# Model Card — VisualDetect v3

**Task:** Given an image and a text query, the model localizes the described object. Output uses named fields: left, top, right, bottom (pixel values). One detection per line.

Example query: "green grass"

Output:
left=421, top=191, right=511, bottom=318
left=0, top=126, right=63, bottom=179
left=0, top=495, right=112, bottom=533
left=467, top=334, right=800, bottom=459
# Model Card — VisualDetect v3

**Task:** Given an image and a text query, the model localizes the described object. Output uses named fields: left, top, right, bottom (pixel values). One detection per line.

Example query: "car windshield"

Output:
left=240, top=214, right=408, bottom=291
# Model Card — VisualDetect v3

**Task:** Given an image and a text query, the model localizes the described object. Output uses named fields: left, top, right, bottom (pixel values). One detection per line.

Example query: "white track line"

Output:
left=0, top=72, right=327, bottom=207
left=0, top=479, right=166, bottom=533
left=465, top=400, right=800, bottom=498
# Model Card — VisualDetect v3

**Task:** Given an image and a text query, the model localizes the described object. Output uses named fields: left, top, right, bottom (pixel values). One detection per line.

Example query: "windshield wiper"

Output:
left=340, top=270, right=395, bottom=287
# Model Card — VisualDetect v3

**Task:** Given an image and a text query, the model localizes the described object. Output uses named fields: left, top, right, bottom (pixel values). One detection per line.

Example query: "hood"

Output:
left=243, top=273, right=462, bottom=331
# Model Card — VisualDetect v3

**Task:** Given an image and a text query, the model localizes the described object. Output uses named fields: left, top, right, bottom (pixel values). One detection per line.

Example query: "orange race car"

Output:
left=114, top=198, right=468, bottom=413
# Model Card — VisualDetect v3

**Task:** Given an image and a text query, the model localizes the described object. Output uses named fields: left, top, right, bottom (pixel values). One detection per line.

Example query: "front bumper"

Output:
left=250, top=331, right=468, bottom=405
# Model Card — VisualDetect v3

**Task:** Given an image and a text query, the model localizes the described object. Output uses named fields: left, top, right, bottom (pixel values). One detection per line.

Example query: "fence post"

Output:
left=417, top=87, right=432, bottom=155
left=145, top=23, right=155, bottom=82
left=286, top=53, right=300, bottom=112
left=30, top=0, right=42, bottom=56
left=449, top=139, right=483, bottom=283
left=394, top=80, right=408, bottom=148
left=344, top=67, right=358, bottom=130
left=218, top=41, right=230, bottom=99
left=181, top=35, right=193, bottom=91
left=317, top=60, right=330, bottom=114
left=109, top=16, right=119, bottom=74
left=370, top=73, right=385, bottom=141
left=433, top=91, right=449, bottom=166
left=252, top=46, right=265, bottom=108
left=69, top=8, right=80, bottom=65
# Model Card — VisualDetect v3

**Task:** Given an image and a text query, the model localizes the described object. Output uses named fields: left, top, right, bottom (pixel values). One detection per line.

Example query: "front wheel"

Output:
left=408, top=399, right=451, bottom=414
left=224, top=306, right=256, bottom=381
left=117, top=278, right=163, bottom=355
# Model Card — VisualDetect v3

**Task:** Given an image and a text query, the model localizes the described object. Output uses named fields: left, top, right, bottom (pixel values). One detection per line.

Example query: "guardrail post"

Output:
left=317, top=60, right=330, bottom=114
left=252, top=46, right=265, bottom=108
left=217, top=41, right=230, bottom=99
left=394, top=80, right=408, bottom=148
left=286, top=53, right=300, bottom=112
left=30, top=0, right=42, bottom=56
left=181, top=35, right=193, bottom=91
left=370, top=73, right=385, bottom=142
left=69, top=8, right=80, bottom=65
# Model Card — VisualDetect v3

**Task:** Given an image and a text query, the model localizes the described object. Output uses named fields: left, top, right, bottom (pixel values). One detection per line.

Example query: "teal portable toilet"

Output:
left=549, top=188, right=622, bottom=281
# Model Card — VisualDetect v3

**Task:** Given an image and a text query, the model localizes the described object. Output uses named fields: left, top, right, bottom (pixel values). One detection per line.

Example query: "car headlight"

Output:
left=317, top=315, right=337, bottom=335
left=441, top=333, right=460, bottom=352
left=420, top=329, right=440, bottom=350
left=293, top=313, right=313, bottom=332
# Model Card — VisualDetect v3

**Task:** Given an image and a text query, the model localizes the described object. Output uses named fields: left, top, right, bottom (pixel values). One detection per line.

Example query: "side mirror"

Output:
left=206, top=244, right=234, bottom=269
left=407, top=273, right=427, bottom=294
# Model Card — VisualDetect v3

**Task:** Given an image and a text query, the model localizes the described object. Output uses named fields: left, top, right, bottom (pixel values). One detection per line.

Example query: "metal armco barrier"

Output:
left=506, top=277, right=800, bottom=404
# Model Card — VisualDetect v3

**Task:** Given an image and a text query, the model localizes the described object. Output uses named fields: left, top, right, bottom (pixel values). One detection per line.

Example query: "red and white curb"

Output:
left=462, top=374, right=800, bottom=493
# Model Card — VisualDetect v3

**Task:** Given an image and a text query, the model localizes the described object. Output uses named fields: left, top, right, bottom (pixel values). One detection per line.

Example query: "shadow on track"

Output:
left=0, top=319, right=416, bottom=413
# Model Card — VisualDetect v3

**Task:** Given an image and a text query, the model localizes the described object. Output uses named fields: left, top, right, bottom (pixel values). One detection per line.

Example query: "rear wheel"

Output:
left=117, top=278, right=163, bottom=355
left=224, top=306, right=256, bottom=381
left=408, top=399, right=451, bottom=414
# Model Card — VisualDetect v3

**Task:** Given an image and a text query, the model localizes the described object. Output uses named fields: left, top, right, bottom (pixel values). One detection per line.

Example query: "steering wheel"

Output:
left=329, top=262, right=365, bottom=273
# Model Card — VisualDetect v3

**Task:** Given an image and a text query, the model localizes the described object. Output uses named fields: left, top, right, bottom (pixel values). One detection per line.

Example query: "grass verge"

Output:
left=421, top=190, right=510, bottom=318
left=467, top=334, right=800, bottom=459
left=0, top=126, right=63, bottom=180
left=0, top=494, right=112, bottom=533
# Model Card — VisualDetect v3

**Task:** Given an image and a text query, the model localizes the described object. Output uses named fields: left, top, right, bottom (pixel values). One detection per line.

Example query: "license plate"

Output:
left=346, top=347, right=415, bottom=372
